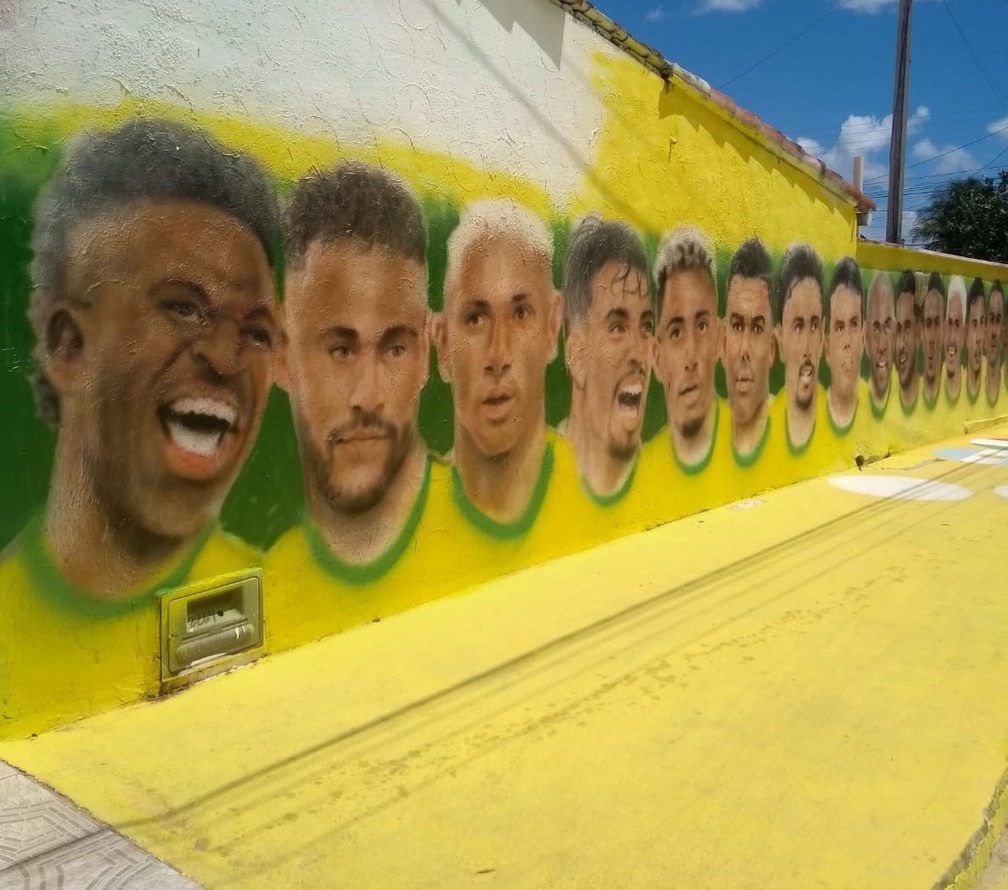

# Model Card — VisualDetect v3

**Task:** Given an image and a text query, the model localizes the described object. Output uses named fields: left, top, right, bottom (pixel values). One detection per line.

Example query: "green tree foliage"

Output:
left=910, top=171, right=1008, bottom=262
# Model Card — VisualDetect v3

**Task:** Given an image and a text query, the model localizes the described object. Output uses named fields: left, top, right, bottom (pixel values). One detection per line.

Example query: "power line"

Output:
left=717, top=0, right=852, bottom=91
left=940, top=0, right=1008, bottom=111
left=862, top=118, right=1008, bottom=184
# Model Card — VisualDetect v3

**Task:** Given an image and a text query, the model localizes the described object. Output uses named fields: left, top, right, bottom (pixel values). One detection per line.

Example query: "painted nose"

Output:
left=193, top=317, right=246, bottom=378
left=485, top=317, right=513, bottom=378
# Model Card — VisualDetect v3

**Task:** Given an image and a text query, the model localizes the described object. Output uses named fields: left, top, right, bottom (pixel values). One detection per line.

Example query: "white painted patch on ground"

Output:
left=828, top=475, right=973, bottom=501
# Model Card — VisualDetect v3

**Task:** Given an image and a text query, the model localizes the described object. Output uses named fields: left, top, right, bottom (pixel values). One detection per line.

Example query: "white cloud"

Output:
left=693, top=0, right=762, bottom=13
left=986, top=116, right=1008, bottom=139
left=795, top=106, right=929, bottom=184
left=644, top=6, right=667, bottom=22
left=843, top=0, right=899, bottom=12
left=910, top=138, right=978, bottom=175
left=842, top=0, right=938, bottom=12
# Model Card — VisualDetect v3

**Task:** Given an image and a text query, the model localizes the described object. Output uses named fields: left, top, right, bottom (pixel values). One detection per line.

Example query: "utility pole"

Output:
left=886, top=0, right=913, bottom=244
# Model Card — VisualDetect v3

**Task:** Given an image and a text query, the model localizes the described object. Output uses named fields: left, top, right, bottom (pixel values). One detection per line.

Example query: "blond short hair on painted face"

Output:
left=437, top=198, right=560, bottom=461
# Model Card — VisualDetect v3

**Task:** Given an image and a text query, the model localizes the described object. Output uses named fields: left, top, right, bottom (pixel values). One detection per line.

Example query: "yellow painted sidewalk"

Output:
left=4, top=429, right=1008, bottom=889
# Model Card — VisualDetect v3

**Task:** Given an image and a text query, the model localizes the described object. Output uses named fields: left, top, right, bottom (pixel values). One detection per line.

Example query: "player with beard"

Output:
left=772, top=243, right=824, bottom=452
left=265, top=162, right=449, bottom=649
left=1, top=118, right=279, bottom=737
left=944, top=276, right=966, bottom=404
left=965, top=277, right=985, bottom=404
left=864, top=272, right=896, bottom=417
left=560, top=214, right=653, bottom=502
left=894, top=269, right=920, bottom=412
left=985, top=280, right=1004, bottom=406
left=921, top=273, right=945, bottom=408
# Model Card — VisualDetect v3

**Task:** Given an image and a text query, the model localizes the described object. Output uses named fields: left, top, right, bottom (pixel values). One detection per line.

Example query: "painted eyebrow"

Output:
left=244, top=303, right=276, bottom=324
left=461, top=298, right=491, bottom=314
left=377, top=324, right=419, bottom=346
left=605, top=307, right=629, bottom=323
left=321, top=325, right=358, bottom=341
left=150, top=279, right=210, bottom=303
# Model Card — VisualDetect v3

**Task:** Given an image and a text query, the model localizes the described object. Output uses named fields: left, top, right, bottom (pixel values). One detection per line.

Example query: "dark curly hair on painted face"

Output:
left=926, top=271, right=946, bottom=307
left=967, top=276, right=986, bottom=317
left=562, top=213, right=648, bottom=332
left=28, top=117, right=280, bottom=425
left=896, top=269, right=919, bottom=321
left=775, top=242, right=823, bottom=327
left=825, top=256, right=864, bottom=325
left=282, top=161, right=427, bottom=271
left=728, top=237, right=773, bottom=293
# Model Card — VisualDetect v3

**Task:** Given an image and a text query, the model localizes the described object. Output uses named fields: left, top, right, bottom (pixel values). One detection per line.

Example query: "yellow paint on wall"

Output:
left=857, top=240, right=1008, bottom=280
left=571, top=51, right=856, bottom=253
left=7, top=98, right=554, bottom=216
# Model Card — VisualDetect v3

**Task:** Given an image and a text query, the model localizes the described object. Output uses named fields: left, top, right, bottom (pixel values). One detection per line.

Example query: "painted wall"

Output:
left=1, top=0, right=1006, bottom=738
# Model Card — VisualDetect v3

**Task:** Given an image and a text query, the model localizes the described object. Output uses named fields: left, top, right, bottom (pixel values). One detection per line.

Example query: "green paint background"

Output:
left=0, top=115, right=983, bottom=551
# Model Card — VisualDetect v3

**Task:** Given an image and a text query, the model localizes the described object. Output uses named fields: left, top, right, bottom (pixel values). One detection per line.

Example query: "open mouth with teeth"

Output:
left=159, top=396, right=241, bottom=479
left=617, top=384, right=643, bottom=411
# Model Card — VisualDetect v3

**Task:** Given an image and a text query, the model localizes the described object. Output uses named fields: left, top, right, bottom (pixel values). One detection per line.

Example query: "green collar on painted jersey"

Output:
left=785, top=400, right=816, bottom=457
left=899, top=382, right=919, bottom=416
left=584, top=455, right=637, bottom=508
left=674, top=399, right=719, bottom=476
left=731, top=413, right=770, bottom=469
left=17, top=512, right=215, bottom=617
left=303, top=459, right=431, bottom=586
left=827, top=391, right=858, bottom=437
left=869, top=379, right=891, bottom=420
left=452, top=441, right=553, bottom=540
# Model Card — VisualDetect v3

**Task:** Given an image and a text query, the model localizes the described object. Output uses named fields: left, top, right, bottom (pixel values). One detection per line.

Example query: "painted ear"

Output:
left=717, top=317, right=726, bottom=364
left=42, top=306, right=85, bottom=394
left=431, top=313, right=451, bottom=383
left=274, top=330, right=292, bottom=393
left=548, top=290, right=563, bottom=362
left=565, top=325, right=586, bottom=390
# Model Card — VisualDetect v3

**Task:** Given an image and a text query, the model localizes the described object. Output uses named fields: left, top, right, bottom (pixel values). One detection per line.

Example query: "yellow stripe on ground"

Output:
left=3, top=429, right=1008, bottom=889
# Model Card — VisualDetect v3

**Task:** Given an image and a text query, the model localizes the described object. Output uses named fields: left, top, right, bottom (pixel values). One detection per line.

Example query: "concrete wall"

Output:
left=2, top=0, right=1006, bottom=738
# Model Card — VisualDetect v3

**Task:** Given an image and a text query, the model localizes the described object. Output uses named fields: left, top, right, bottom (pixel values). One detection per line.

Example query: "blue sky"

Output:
left=590, top=0, right=1008, bottom=241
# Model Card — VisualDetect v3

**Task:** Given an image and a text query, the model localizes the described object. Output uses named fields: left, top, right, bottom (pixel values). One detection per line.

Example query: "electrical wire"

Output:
left=717, top=0, right=852, bottom=90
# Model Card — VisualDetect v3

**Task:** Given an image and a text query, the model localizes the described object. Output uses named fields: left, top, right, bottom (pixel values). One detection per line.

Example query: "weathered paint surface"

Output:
left=1, top=0, right=1007, bottom=739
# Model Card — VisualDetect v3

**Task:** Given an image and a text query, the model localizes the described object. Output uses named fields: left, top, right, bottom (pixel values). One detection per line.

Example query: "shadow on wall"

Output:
left=657, top=85, right=847, bottom=227
left=477, top=0, right=567, bottom=70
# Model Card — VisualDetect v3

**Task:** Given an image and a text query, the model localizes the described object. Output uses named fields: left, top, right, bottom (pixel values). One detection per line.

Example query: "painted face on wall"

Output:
left=721, top=275, right=773, bottom=427
left=894, top=290, right=918, bottom=390
left=656, top=267, right=718, bottom=440
left=437, top=235, right=560, bottom=459
left=986, top=289, right=1004, bottom=366
left=280, top=240, right=428, bottom=515
left=865, top=280, right=895, bottom=401
left=52, top=200, right=275, bottom=539
left=569, top=261, right=653, bottom=461
left=824, top=284, right=862, bottom=401
left=777, top=278, right=823, bottom=413
left=967, top=296, right=985, bottom=385
left=945, top=292, right=964, bottom=383
left=922, top=289, right=944, bottom=386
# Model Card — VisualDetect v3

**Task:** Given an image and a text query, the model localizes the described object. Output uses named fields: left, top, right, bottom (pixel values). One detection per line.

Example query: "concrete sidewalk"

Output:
left=3, top=428, right=1008, bottom=889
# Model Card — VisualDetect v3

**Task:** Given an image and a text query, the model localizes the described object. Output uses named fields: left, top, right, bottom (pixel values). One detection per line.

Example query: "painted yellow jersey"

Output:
left=981, top=361, right=1003, bottom=414
left=263, top=435, right=592, bottom=653
left=262, top=458, right=461, bottom=652
left=633, top=397, right=736, bottom=525
left=0, top=520, right=260, bottom=739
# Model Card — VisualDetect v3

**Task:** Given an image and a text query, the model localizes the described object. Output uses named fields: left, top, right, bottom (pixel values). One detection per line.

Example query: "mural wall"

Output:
left=2, top=0, right=1006, bottom=738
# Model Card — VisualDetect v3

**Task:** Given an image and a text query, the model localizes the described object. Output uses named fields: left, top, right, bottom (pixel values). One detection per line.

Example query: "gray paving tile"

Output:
left=0, top=772, right=100, bottom=868
left=0, top=763, right=202, bottom=889
left=0, top=829, right=202, bottom=889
